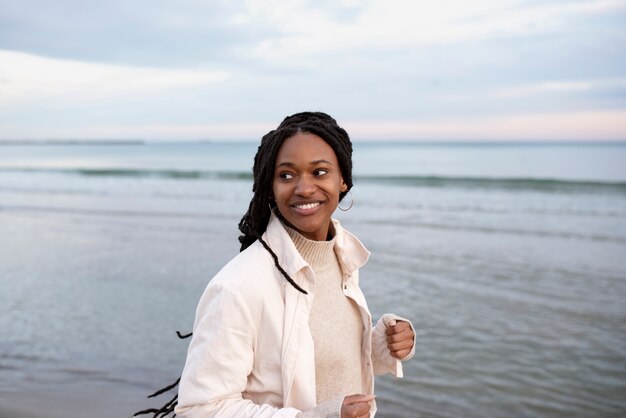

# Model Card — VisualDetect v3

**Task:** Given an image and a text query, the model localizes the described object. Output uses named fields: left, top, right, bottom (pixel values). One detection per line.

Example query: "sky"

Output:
left=1, top=0, right=625, bottom=141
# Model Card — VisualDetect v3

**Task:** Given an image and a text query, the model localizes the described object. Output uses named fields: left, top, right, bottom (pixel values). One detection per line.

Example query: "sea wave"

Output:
left=0, top=167, right=252, bottom=180
left=1, top=167, right=625, bottom=193
left=364, top=218, right=626, bottom=244
left=357, top=175, right=626, bottom=194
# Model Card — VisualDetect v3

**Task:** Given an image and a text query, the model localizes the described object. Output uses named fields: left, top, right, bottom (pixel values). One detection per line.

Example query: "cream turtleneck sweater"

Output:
left=286, top=226, right=364, bottom=404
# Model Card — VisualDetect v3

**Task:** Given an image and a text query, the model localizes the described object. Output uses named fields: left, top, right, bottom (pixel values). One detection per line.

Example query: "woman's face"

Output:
left=272, top=132, right=347, bottom=241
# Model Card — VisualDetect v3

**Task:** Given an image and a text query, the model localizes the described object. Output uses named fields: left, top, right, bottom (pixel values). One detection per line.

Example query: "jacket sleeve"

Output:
left=371, top=313, right=416, bottom=377
left=176, top=284, right=302, bottom=418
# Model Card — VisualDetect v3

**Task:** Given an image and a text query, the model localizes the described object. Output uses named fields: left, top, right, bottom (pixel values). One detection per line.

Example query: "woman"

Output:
left=176, top=112, right=415, bottom=417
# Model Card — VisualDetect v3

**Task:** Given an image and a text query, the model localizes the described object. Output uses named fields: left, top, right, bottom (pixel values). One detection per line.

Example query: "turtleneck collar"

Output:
left=285, top=225, right=337, bottom=272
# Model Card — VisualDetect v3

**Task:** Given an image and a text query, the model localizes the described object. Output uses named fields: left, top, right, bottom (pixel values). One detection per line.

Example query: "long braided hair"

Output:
left=134, top=111, right=353, bottom=417
left=238, top=111, right=354, bottom=293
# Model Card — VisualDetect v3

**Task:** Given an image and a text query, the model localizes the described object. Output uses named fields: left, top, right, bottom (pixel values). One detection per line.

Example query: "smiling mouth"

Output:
left=292, top=202, right=320, bottom=210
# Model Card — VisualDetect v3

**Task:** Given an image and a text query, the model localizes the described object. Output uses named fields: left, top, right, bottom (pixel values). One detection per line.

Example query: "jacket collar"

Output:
left=263, top=211, right=370, bottom=285
left=332, top=217, right=371, bottom=277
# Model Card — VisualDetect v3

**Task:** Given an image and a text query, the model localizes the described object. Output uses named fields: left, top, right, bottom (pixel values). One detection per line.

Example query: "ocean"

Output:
left=0, top=142, right=625, bottom=417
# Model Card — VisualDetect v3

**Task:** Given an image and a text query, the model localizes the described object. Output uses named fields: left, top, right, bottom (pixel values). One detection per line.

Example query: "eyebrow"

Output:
left=276, top=159, right=334, bottom=168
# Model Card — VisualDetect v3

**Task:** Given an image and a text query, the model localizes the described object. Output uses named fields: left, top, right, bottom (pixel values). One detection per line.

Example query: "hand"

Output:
left=341, top=394, right=375, bottom=418
left=385, top=319, right=415, bottom=359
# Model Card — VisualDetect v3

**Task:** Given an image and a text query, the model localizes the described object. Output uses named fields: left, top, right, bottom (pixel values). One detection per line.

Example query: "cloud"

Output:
left=0, top=50, right=231, bottom=107
left=245, top=0, right=626, bottom=62
left=3, top=0, right=624, bottom=68
left=0, top=0, right=272, bottom=66
left=0, top=1, right=624, bottom=141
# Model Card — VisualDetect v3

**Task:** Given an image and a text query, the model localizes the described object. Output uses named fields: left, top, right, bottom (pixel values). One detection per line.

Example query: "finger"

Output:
left=385, top=320, right=410, bottom=335
left=388, top=337, right=414, bottom=351
left=387, top=322, right=413, bottom=336
left=386, top=329, right=412, bottom=343
left=388, top=333, right=414, bottom=345
left=344, top=394, right=375, bottom=405
left=385, top=320, right=397, bottom=335
left=342, top=397, right=374, bottom=418
left=386, top=327, right=415, bottom=343
left=348, top=401, right=372, bottom=416
left=390, top=348, right=411, bottom=359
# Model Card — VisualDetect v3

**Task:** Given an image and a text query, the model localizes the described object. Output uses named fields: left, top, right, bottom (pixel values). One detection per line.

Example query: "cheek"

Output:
left=272, top=181, right=289, bottom=202
left=271, top=179, right=282, bottom=198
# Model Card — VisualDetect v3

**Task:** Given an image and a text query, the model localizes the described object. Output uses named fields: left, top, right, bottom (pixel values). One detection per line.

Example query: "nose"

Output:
left=295, top=175, right=316, bottom=196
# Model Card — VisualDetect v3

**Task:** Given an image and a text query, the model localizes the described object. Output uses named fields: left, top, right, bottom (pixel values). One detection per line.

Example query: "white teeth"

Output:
left=295, top=202, right=319, bottom=210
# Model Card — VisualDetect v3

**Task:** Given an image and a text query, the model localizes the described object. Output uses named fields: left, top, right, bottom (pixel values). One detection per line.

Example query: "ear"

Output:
left=340, top=181, right=348, bottom=193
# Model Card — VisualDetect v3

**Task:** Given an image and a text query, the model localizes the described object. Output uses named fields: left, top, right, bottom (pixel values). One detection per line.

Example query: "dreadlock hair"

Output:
left=237, top=111, right=354, bottom=294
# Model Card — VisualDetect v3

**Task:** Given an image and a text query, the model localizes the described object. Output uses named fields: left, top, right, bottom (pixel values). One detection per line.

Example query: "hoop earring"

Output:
left=338, top=190, right=354, bottom=211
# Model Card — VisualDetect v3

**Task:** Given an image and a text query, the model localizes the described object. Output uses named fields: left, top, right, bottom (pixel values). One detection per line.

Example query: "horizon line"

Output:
left=1, top=138, right=626, bottom=146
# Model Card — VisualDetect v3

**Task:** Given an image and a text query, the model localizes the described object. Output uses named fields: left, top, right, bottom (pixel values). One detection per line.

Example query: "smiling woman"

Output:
left=166, top=111, right=417, bottom=418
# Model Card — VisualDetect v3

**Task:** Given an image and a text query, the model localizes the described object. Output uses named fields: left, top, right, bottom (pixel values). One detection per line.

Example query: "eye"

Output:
left=279, top=172, right=294, bottom=180
left=314, top=169, right=328, bottom=176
